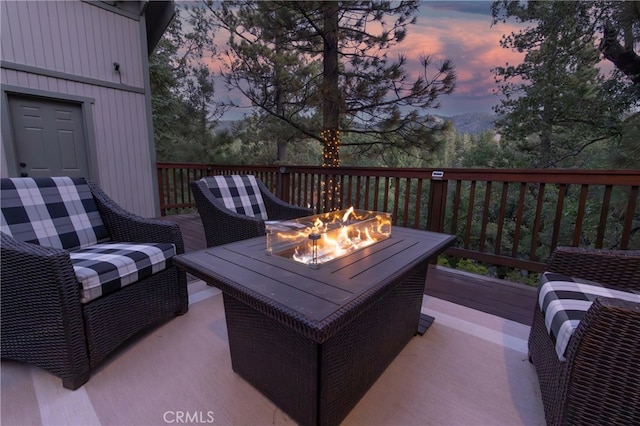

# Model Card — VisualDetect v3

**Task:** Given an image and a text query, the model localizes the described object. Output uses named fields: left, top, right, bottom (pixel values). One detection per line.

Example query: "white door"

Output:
left=8, top=95, right=89, bottom=178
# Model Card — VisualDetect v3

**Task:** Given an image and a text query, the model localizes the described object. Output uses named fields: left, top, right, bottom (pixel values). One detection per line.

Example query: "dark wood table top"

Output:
left=174, top=226, right=456, bottom=342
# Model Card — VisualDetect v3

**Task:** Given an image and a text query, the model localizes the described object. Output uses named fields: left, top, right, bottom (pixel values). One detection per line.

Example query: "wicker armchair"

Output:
left=191, top=175, right=313, bottom=247
left=528, top=247, right=640, bottom=425
left=1, top=177, right=189, bottom=390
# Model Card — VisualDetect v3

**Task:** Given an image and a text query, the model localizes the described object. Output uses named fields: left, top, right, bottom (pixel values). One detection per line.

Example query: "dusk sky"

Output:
left=409, top=1, right=525, bottom=116
left=213, top=1, right=527, bottom=120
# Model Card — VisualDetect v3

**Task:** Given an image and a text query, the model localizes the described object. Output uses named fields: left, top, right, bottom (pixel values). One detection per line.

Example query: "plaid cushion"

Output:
left=1, top=177, right=109, bottom=250
left=538, top=272, right=640, bottom=361
left=70, top=242, right=176, bottom=303
left=201, top=175, right=268, bottom=219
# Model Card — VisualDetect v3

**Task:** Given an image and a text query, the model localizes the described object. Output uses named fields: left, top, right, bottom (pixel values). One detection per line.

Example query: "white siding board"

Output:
left=87, top=5, right=103, bottom=81
left=105, top=89, right=128, bottom=210
left=11, top=2, right=29, bottom=64
left=124, top=16, right=140, bottom=86
left=47, top=76, right=59, bottom=93
left=38, top=2, right=56, bottom=70
left=125, top=93, right=154, bottom=214
left=100, top=5, right=116, bottom=83
left=108, top=10, right=122, bottom=85
left=120, top=19, right=132, bottom=85
left=135, top=98, right=154, bottom=208
left=26, top=73, right=39, bottom=88
left=118, top=13, right=131, bottom=85
left=128, top=96, right=141, bottom=168
left=58, top=78, right=67, bottom=93
left=109, top=11, right=121, bottom=84
left=112, top=89, right=131, bottom=208
left=90, top=85, right=109, bottom=181
left=15, top=70, right=28, bottom=87
left=99, top=88, right=116, bottom=195
left=46, top=1, right=64, bottom=71
left=2, top=69, right=17, bottom=85
left=1, top=2, right=15, bottom=62
left=12, top=3, right=33, bottom=63
left=84, top=5, right=98, bottom=79
left=55, top=2, right=73, bottom=75
left=124, top=92, right=139, bottom=200
left=101, top=10, right=113, bottom=84
left=98, top=7, right=112, bottom=83
left=26, top=2, right=45, bottom=69
left=37, top=74, right=48, bottom=89
left=66, top=5, right=83, bottom=77
left=74, top=5, right=90, bottom=78
left=133, top=20, right=144, bottom=86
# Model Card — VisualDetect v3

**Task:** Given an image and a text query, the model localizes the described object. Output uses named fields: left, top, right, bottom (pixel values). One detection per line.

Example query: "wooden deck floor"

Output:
left=161, top=213, right=537, bottom=326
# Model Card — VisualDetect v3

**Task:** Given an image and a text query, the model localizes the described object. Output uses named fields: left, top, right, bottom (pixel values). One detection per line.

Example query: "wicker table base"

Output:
left=175, top=226, right=455, bottom=425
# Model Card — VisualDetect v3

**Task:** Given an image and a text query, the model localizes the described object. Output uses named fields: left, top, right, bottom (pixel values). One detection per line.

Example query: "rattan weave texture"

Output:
left=528, top=247, right=640, bottom=425
left=191, top=176, right=312, bottom=247
left=1, top=180, right=189, bottom=390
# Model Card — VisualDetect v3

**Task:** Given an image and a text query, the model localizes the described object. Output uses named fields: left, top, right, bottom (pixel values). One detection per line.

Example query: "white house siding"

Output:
left=1, top=1, right=157, bottom=217
left=1, top=1, right=144, bottom=89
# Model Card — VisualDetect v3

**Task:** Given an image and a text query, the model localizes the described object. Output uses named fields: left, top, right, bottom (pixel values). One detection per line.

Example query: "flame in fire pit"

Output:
left=266, top=208, right=392, bottom=268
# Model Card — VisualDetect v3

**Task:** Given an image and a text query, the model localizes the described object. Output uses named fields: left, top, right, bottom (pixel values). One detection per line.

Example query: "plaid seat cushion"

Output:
left=538, top=272, right=640, bottom=361
left=1, top=177, right=109, bottom=250
left=70, top=242, right=176, bottom=303
left=201, top=175, right=268, bottom=220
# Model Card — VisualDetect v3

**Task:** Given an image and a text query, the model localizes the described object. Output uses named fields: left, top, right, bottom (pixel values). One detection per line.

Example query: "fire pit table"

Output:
left=174, top=219, right=455, bottom=426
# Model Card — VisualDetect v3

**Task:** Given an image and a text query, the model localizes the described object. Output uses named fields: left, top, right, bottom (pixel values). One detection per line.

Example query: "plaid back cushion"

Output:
left=201, top=175, right=268, bottom=220
left=1, top=177, right=109, bottom=250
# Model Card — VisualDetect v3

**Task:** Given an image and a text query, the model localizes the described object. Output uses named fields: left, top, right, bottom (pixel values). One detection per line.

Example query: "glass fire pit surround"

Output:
left=266, top=207, right=392, bottom=268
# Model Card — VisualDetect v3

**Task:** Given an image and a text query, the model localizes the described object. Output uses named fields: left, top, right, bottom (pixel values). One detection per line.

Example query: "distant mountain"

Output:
left=216, top=112, right=497, bottom=135
left=443, top=112, right=496, bottom=135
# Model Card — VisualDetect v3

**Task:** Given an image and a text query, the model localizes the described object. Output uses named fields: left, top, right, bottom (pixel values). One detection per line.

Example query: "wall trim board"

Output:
left=1, top=61, right=145, bottom=94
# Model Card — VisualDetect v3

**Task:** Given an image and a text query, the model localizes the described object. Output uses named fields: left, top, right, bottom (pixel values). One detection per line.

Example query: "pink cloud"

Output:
left=385, top=15, right=526, bottom=103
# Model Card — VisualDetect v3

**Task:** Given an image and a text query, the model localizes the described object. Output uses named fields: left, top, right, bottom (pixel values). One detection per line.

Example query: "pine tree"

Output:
left=149, top=6, right=226, bottom=162
left=491, top=0, right=634, bottom=168
left=210, top=1, right=456, bottom=169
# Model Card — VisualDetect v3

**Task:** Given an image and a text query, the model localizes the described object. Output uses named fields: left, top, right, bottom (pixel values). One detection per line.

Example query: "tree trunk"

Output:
left=275, top=14, right=287, bottom=163
left=599, top=25, right=640, bottom=85
left=321, top=1, right=341, bottom=210
left=539, top=105, right=553, bottom=168
left=277, top=141, right=287, bottom=162
left=322, top=1, right=340, bottom=168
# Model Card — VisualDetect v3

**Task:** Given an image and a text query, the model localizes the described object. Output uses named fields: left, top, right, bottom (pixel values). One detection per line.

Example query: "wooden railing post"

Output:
left=278, top=167, right=291, bottom=203
left=427, top=171, right=447, bottom=233
left=157, top=167, right=166, bottom=216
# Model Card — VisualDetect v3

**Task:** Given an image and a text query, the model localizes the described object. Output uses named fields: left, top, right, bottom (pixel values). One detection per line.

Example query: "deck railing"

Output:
left=157, top=162, right=640, bottom=273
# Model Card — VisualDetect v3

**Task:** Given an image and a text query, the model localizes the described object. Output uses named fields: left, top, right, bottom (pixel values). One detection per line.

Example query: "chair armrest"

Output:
left=547, top=247, right=640, bottom=292
left=257, top=180, right=314, bottom=220
left=88, top=181, right=185, bottom=254
left=191, top=180, right=265, bottom=247
left=561, top=297, right=640, bottom=421
left=0, top=232, right=89, bottom=374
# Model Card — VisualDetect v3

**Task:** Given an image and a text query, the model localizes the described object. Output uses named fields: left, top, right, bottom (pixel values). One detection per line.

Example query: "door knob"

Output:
left=19, top=162, right=26, bottom=167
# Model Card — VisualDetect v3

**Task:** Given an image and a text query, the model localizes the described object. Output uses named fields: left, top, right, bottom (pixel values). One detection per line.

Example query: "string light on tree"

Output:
left=321, top=129, right=341, bottom=211
left=321, top=129, right=341, bottom=168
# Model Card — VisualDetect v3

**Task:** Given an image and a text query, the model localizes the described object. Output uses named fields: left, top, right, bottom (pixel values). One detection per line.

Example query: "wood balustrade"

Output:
left=157, top=162, right=640, bottom=273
